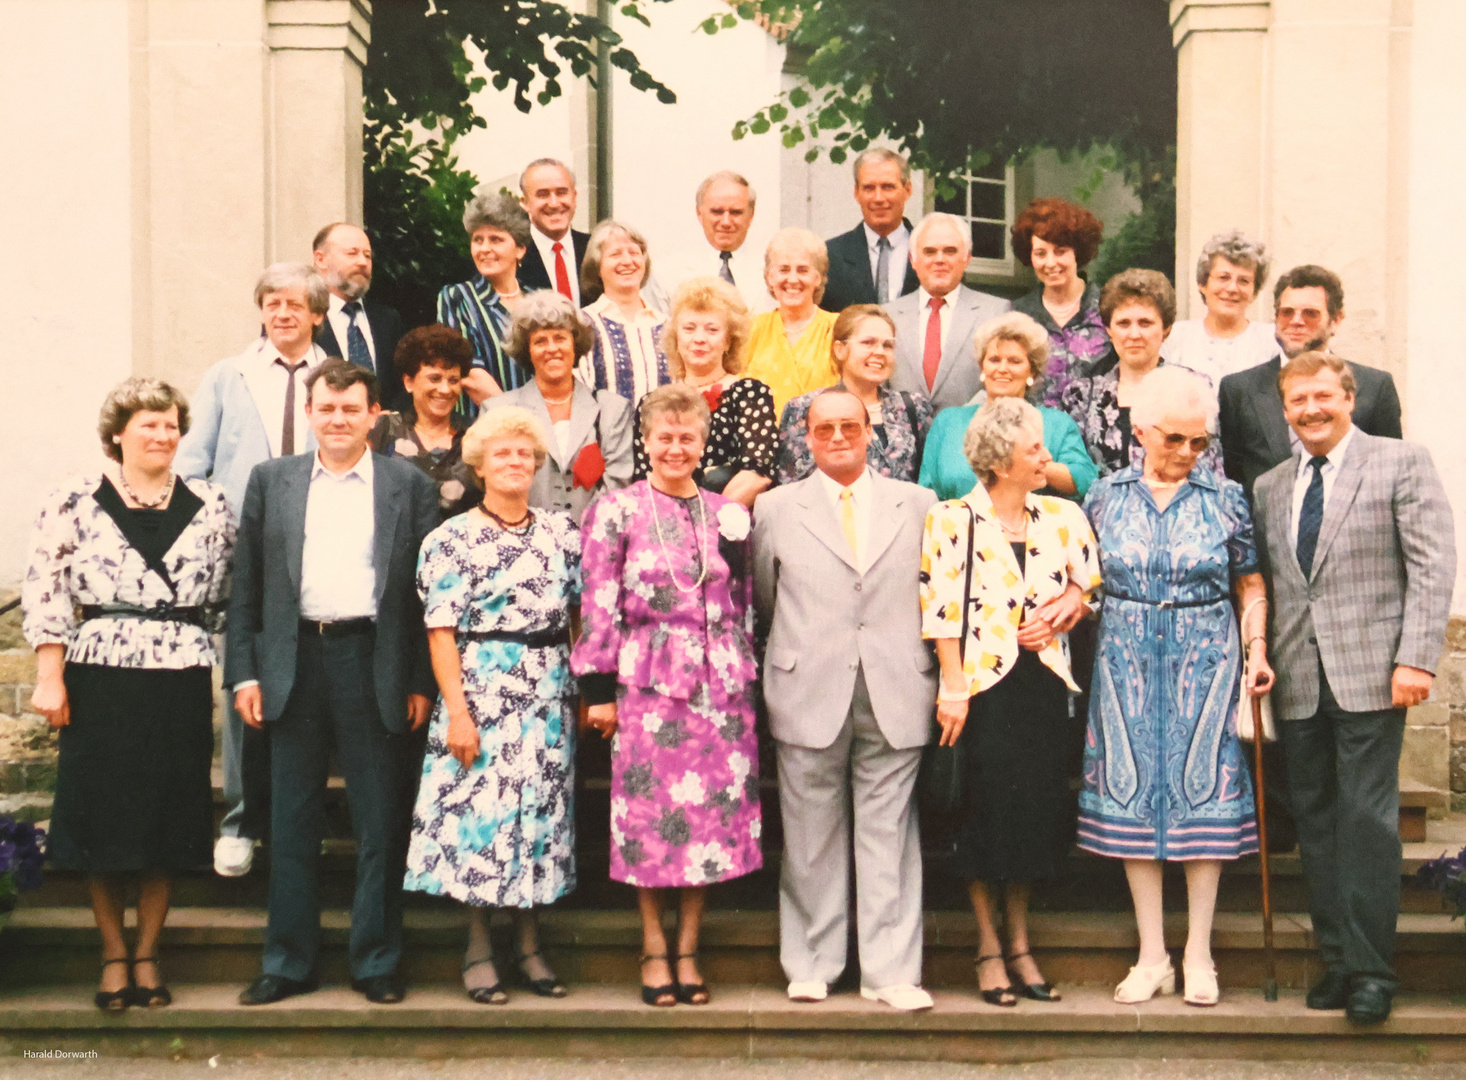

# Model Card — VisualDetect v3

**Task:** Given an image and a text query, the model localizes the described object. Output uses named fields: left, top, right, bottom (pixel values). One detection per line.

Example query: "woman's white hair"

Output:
left=1129, top=365, right=1216, bottom=432
left=963, top=397, right=1044, bottom=486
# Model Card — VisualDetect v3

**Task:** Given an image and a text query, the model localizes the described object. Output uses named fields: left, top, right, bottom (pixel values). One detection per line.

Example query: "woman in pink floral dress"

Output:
left=572, top=383, right=762, bottom=1008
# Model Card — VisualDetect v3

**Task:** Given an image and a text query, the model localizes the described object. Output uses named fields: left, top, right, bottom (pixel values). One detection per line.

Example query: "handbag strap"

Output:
left=959, top=505, right=977, bottom=665
left=1240, top=596, right=1266, bottom=655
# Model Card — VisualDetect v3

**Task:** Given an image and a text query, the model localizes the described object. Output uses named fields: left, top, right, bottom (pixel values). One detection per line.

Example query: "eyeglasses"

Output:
left=1154, top=428, right=1211, bottom=454
left=810, top=421, right=867, bottom=442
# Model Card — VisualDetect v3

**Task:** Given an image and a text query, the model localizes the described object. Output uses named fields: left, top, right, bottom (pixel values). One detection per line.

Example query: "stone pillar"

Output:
left=1170, top=1, right=1271, bottom=321
left=265, top=0, right=371, bottom=260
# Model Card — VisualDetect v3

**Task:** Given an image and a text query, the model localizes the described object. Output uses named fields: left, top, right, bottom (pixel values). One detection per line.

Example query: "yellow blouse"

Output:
left=920, top=483, right=1102, bottom=696
left=743, top=308, right=839, bottom=419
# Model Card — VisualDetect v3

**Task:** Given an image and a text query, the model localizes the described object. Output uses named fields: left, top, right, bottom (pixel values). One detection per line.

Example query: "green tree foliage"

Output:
left=725, top=0, right=1177, bottom=278
left=364, top=0, right=675, bottom=325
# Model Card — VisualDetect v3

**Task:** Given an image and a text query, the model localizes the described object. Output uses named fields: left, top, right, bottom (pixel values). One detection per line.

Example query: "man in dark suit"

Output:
left=1218, top=264, right=1401, bottom=498
left=229, top=359, right=438, bottom=1007
left=518, top=158, right=589, bottom=306
left=311, top=223, right=405, bottom=412
left=820, top=148, right=920, bottom=313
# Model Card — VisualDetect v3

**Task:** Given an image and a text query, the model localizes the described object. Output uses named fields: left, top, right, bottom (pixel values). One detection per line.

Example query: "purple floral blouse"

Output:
left=1013, top=283, right=1111, bottom=409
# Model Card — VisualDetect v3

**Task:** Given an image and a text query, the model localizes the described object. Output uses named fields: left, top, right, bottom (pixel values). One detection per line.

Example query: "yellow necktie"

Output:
left=839, top=488, right=858, bottom=561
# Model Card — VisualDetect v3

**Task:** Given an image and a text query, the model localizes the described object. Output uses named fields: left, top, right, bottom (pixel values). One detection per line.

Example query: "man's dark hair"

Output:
left=306, top=357, right=379, bottom=407
left=1273, top=264, right=1345, bottom=319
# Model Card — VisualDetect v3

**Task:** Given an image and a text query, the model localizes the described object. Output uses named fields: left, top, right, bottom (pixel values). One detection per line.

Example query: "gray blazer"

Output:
left=224, top=452, right=440, bottom=732
left=884, top=284, right=1011, bottom=412
left=753, top=471, right=938, bottom=751
left=1254, top=429, right=1455, bottom=718
left=482, top=380, right=634, bottom=523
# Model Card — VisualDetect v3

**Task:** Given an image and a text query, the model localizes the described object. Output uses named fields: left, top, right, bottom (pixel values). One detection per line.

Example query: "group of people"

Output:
left=20, top=148, right=1455, bottom=1029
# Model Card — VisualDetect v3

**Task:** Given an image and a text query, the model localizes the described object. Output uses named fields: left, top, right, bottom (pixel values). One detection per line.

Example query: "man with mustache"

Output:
left=1217, top=265, right=1401, bottom=499
left=311, top=223, right=404, bottom=412
left=1251, top=351, right=1454, bottom=1026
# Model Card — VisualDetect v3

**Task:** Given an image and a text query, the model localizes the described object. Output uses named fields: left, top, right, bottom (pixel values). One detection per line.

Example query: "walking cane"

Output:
left=1251, top=693, right=1279, bottom=1002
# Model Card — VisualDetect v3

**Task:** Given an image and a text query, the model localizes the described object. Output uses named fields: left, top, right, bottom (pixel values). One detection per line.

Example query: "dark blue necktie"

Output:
left=1295, top=455, right=1328, bottom=577
left=342, top=301, right=373, bottom=374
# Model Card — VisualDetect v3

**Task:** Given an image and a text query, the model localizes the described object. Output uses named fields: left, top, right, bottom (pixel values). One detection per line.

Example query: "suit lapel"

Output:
left=371, top=454, right=400, bottom=610
left=281, top=456, right=312, bottom=596
left=1308, top=431, right=1367, bottom=580
left=863, top=473, right=903, bottom=571
left=965, top=483, right=1025, bottom=587
left=1255, top=359, right=1294, bottom=463
left=795, top=479, right=859, bottom=573
left=1264, top=461, right=1305, bottom=584
left=516, top=384, right=565, bottom=468
left=560, top=383, right=599, bottom=470
left=840, top=226, right=877, bottom=295
left=314, top=319, right=342, bottom=360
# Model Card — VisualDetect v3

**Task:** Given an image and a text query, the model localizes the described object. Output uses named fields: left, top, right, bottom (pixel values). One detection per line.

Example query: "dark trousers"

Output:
left=263, top=628, right=407, bottom=982
left=1280, top=667, right=1405, bottom=989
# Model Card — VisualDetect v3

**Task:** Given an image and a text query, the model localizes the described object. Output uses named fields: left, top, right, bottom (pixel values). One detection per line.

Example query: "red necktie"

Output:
left=553, top=241, right=573, bottom=300
left=923, top=296, right=946, bottom=392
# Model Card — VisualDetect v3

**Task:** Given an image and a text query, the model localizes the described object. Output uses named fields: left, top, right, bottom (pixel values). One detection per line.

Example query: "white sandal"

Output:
left=1114, top=958, right=1176, bottom=1003
left=1183, top=962, right=1219, bottom=1006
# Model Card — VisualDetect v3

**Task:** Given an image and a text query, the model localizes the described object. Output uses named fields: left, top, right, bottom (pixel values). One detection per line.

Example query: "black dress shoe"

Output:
left=1346, top=978, right=1393, bottom=1025
left=238, top=974, right=319, bottom=1006
left=352, top=972, right=406, bottom=1004
left=1306, top=970, right=1351, bottom=1010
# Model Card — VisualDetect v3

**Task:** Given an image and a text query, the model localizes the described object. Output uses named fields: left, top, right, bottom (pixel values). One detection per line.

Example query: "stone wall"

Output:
left=0, top=605, right=54, bottom=825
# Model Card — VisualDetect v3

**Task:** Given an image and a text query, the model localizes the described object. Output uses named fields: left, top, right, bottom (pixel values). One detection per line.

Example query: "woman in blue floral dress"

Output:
left=404, top=406, right=580, bottom=1005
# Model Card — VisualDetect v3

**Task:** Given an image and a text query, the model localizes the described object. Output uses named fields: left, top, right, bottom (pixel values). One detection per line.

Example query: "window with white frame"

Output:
left=932, top=159, right=1016, bottom=276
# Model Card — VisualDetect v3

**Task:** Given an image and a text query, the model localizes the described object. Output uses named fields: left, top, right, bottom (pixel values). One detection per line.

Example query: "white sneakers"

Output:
left=214, top=835, right=257, bottom=877
left=786, top=981, right=828, bottom=1002
left=861, top=984, right=935, bottom=1011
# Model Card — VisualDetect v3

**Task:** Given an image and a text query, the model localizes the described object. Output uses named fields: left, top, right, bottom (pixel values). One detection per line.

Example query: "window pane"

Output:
left=971, top=221, right=1006, bottom=261
left=970, top=181, right=1006, bottom=221
left=972, top=158, right=1005, bottom=181
left=933, top=188, right=966, bottom=217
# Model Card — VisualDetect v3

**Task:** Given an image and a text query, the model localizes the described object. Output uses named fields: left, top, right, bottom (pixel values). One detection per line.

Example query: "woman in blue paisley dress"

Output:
left=404, top=406, right=580, bottom=1005
left=1077, top=367, right=1274, bottom=1009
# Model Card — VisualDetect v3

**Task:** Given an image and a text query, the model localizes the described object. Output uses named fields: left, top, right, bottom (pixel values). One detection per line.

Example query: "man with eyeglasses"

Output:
left=753, top=388, right=938, bottom=1012
left=1217, top=264, right=1401, bottom=499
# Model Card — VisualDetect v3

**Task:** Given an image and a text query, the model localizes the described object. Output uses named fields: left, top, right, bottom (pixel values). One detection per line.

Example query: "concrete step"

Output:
left=0, top=982, right=1464, bottom=1063
left=5, top=906, right=1466, bottom=994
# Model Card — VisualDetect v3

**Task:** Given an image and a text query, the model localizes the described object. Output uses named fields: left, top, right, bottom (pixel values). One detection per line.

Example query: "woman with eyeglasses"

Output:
left=1076, top=365, right=1273, bottom=1009
left=1059, top=270, right=1222, bottom=479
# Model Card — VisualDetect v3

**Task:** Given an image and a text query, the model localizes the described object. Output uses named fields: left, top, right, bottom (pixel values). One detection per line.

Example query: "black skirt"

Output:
left=49, top=664, right=215, bottom=874
left=950, top=648, right=1073, bottom=885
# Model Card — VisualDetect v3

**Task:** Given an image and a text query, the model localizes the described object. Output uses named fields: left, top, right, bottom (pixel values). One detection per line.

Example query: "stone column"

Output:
left=266, top=0, right=372, bottom=260
left=1170, top=0, right=1271, bottom=321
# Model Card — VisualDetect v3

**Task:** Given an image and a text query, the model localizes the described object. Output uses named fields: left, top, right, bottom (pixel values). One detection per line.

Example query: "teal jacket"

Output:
left=917, top=403, right=1098, bottom=501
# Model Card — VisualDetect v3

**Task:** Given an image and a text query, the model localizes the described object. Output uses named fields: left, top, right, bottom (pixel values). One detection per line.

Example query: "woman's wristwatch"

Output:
left=937, top=686, right=969, bottom=704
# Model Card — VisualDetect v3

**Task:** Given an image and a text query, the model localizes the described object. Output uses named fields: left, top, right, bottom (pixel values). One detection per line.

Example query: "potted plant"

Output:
left=1417, top=846, right=1466, bottom=917
left=0, top=815, right=45, bottom=929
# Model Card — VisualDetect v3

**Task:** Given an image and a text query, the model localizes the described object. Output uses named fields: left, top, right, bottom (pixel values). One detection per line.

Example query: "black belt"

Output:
left=459, top=628, right=570, bottom=648
left=1107, top=594, right=1226, bottom=609
left=81, top=603, right=207, bottom=628
left=299, top=617, right=376, bottom=636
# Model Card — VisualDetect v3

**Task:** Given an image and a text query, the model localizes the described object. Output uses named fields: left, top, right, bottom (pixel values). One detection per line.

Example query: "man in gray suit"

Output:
left=228, top=359, right=439, bottom=1007
left=1253, top=352, right=1455, bottom=1026
left=884, top=212, right=1010, bottom=412
left=753, top=389, right=939, bottom=1011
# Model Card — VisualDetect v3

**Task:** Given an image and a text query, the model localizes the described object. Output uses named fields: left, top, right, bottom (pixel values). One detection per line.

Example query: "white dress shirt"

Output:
left=1159, top=318, right=1279, bottom=390
left=300, top=449, right=378, bottom=621
left=695, top=244, right=771, bottom=314
left=531, top=225, right=581, bottom=307
left=1289, top=425, right=1356, bottom=547
left=865, top=222, right=910, bottom=305
left=818, top=466, right=873, bottom=574
left=916, top=286, right=955, bottom=355
left=249, top=341, right=328, bottom=459
left=325, top=293, right=377, bottom=366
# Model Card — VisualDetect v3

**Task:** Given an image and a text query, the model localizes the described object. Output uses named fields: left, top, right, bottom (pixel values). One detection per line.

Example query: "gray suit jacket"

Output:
left=885, top=284, right=1011, bottom=412
left=753, top=471, right=938, bottom=750
left=1254, top=429, right=1455, bottom=718
left=482, top=380, right=635, bottom=523
left=224, top=452, right=440, bottom=732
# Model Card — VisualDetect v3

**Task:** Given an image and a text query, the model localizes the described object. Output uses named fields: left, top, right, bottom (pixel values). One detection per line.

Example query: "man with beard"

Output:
left=1217, top=265, right=1401, bottom=499
left=312, top=223, right=405, bottom=411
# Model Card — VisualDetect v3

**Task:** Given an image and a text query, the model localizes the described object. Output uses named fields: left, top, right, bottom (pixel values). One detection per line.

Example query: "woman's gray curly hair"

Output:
left=504, top=290, right=596, bottom=365
left=462, top=189, right=532, bottom=249
left=1195, top=228, right=1271, bottom=291
left=964, top=397, right=1044, bottom=487
left=98, top=377, right=191, bottom=463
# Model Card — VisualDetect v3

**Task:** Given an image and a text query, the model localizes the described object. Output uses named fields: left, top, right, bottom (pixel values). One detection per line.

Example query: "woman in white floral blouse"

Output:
left=23, top=378, right=234, bottom=1012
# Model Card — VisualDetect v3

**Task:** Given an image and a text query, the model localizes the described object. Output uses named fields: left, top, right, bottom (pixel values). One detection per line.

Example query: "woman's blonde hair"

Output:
left=638, top=382, right=712, bottom=441
left=98, top=377, right=191, bottom=463
left=660, top=277, right=752, bottom=379
left=461, top=406, right=549, bottom=487
left=763, top=227, right=830, bottom=306
left=972, top=311, right=1050, bottom=387
left=828, top=304, right=895, bottom=377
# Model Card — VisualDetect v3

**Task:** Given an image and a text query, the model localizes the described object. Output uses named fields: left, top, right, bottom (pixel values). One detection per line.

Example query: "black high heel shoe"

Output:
left=129, top=955, right=172, bottom=1008
left=94, top=958, right=131, bottom=1012
left=1005, top=950, right=1060, bottom=1002
left=516, top=950, right=567, bottom=998
left=975, top=954, right=1017, bottom=1007
left=640, top=954, right=677, bottom=1007
left=462, top=956, right=508, bottom=1005
left=674, top=952, right=710, bottom=1006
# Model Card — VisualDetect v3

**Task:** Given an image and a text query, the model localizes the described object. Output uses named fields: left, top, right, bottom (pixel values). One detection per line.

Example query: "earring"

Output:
left=112, top=436, right=121, bottom=444
left=1025, top=378, right=1034, bottom=387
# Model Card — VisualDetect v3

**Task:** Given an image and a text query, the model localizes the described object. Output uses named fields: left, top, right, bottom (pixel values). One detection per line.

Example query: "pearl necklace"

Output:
left=118, top=470, right=175, bottom=509
left=647, top=484, right=710, bottom=593
left=540, top=386, right=574, bottom=407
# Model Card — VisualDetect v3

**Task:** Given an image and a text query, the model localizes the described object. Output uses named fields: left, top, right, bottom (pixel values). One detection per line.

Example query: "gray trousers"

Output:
left=1280, top=666, right=1406, bottom=989
left=218, top=692, right=246, bottom=837
left=776, top=668, right=924, bottom=990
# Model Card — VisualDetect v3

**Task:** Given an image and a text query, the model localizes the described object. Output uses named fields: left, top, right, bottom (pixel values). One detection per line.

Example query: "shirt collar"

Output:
left=328, top=292, right=347, bottom=315
left=312, top=447, right=374, bottom=483
left=863, top=222, right=908, bottom=252
left=1300, top=424, right=1356, bottom=472
left=533, top=223, right=570, bottom=251
left=585, top=291, right=660, bottom=323
left=260, top=339, right=321, bottom=370
left=817, top=465, right=872, bottom=504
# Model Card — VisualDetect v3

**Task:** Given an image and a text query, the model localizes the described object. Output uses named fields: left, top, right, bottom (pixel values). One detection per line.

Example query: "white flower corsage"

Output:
left=439, top=480, right=466, bottom=507
left=716, top=503, right=751, bottom=542
left=394, top=438, right=419, bottom=458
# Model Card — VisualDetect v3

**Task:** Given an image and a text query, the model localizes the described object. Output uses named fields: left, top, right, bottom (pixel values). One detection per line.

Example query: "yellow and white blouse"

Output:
left=920, top=483, right=1101, bottom=696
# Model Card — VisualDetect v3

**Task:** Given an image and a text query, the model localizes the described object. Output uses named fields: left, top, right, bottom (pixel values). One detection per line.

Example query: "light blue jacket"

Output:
left=176, top=339, right=325, bottom=517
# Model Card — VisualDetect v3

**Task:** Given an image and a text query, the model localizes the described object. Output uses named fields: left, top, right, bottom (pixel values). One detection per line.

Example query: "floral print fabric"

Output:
left=1013, top=283, right=1111, bottom=409
left=370, top=407, right=478, bottom=521
left=571, top=481, right=763, bottom=888
left=632, top=377, right=779, bottom=484
left=404, top=511, right=582, bottom=908
left=22, top=474, right=234, bottom=669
